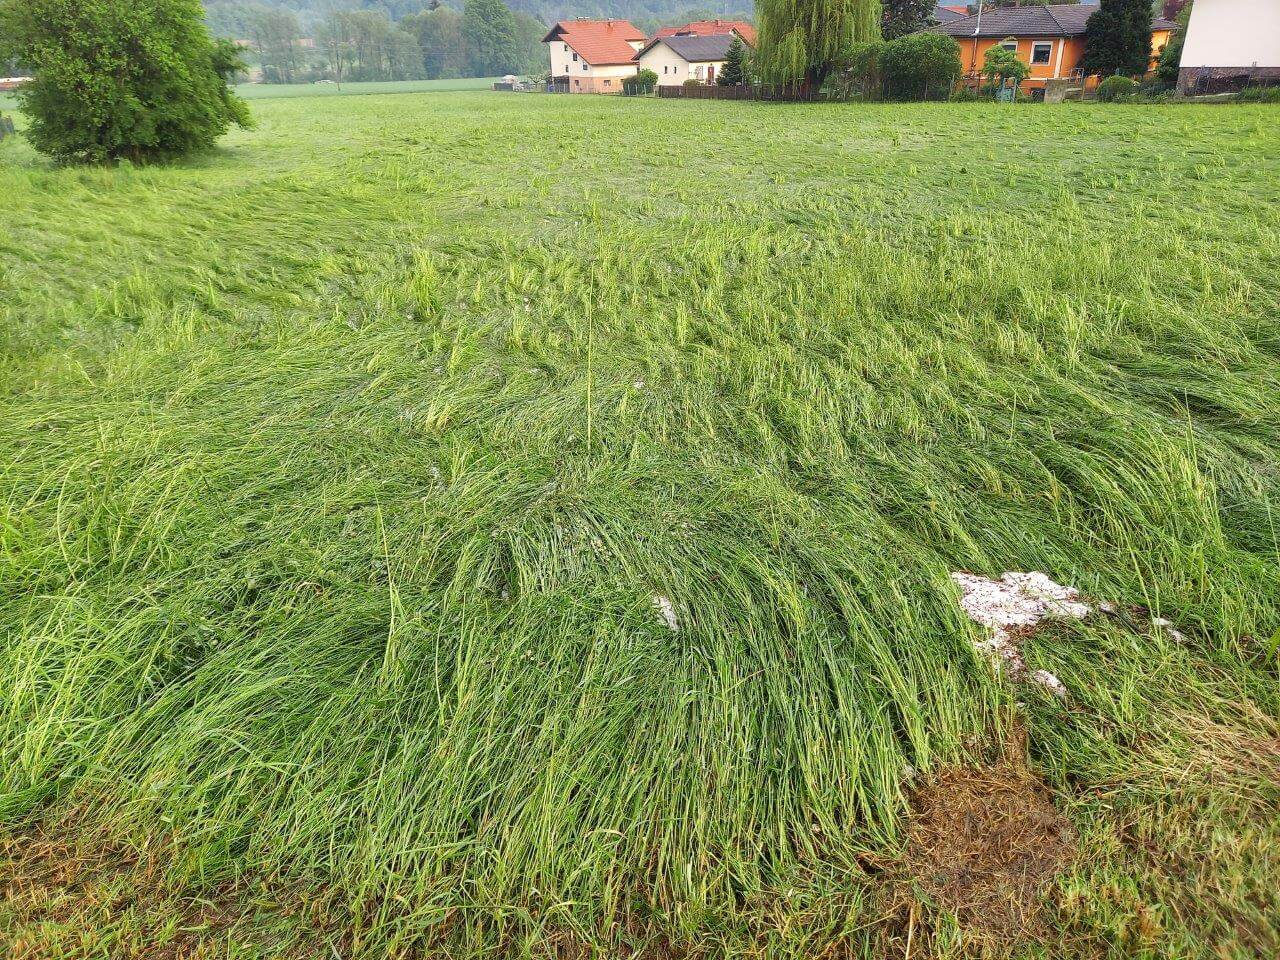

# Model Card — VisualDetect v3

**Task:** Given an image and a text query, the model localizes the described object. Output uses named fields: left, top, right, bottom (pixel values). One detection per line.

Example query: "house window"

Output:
left=582, top=63, right=588, bottom=71
left=604, top=79, right=611, bottom=86
left=1001, top=41, right=1017, bottom=53
left=1031, top=41, right=1052, bottom=65
left=663, top=65, right=668, bottom=74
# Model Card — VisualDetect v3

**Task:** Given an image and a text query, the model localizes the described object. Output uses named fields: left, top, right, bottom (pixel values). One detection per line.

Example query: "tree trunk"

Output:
left=804, top=64, right=829, bottom=96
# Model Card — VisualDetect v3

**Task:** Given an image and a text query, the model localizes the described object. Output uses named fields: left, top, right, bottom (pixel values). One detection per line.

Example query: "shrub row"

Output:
left=834, top=34, right=961, bottom=102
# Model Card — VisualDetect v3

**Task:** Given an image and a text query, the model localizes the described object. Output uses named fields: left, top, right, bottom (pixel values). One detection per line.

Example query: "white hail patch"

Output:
left=652, top=595, right=679, bottom=633
left=1151, top=616, right=1188, bottom=642
left=950, top=571, right=1092, bottom=698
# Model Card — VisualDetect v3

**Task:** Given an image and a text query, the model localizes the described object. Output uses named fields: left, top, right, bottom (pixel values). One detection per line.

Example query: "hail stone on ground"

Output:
left=652, top=595, right=679, bottom=632
left=950, top=571, right=1091, bottom=696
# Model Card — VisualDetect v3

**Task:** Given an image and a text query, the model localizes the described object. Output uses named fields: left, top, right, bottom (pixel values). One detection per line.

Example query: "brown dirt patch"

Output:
left=898, top=761, right=1076, bottom=944
left=0, top=816, right=331, bottom=959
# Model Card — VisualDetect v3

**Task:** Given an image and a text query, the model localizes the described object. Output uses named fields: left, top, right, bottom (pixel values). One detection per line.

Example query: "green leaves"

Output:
left=1, top=0, right=249, bottom=163
left=982, top=45, right=1030, bottom=87
left=755, top=0, right=881, bottom=86
left=461, top=0, right=520, bottom=78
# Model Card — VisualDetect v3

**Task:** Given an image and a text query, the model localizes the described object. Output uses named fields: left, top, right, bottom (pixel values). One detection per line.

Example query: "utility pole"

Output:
left=971, top=1, right=985, bottom=78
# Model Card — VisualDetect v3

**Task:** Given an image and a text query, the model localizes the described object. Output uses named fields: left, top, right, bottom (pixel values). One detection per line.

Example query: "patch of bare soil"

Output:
left=898, top=761, right=1076, bottom=945
left=0, top=816, right=330, bottom=959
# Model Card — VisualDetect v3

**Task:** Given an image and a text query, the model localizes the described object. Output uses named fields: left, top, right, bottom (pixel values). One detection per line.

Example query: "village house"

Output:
left=932, top=5, right=969, bottom=25
left=654, top=19, right=757, bottom=46
left=542, top=19, right=647, bottom=94
left=1177, top=0, right=1280, bottom=94
left=636, top=32, right=749, bottom=87
left=931, top=4, right=1178, bottom=91
left=542, top=17, right=756, bottom=94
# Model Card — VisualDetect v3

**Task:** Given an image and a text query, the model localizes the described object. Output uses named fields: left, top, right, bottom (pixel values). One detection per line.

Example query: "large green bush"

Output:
left=0, top=0, right=250, bottom=164
left=1097, top=75, right=1138, bottom=102
left=880, top=33, right=961, bottom=101
left=833, top=39, right=885, bottom=99
left=622, top=70, right=658, bottom=95
left=1236, top=85, right=1280, bottom=104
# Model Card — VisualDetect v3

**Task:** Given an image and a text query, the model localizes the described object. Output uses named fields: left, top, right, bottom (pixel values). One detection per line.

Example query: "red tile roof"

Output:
left=655, top=19, right=757, bottom=46
left=542, top=19, right=647, bottom=65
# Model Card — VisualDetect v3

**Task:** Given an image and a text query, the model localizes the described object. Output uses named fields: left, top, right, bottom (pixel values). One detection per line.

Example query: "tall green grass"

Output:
left=1, top=93, right=1278, bottom=957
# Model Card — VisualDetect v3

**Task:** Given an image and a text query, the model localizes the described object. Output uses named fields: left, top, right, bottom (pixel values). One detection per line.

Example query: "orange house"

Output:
left=931, top=4, right=1179, bottom=90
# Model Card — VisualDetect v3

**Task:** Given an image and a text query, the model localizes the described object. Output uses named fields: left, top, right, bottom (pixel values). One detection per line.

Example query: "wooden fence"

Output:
left=1185, top=71, right=1280, bottom=95
left=656, top=83, right=842, bottom=103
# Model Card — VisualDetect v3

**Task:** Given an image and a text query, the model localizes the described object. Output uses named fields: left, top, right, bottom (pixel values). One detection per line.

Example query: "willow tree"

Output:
left=755, top=0, right=881, bottom=88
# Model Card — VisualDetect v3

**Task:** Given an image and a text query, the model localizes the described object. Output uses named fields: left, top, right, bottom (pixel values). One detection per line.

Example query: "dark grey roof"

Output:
left=933, top=6, right=966, bottom=23
left=930, top=4, right=1177, bottom=38
left=649, top=32, right=739, bottom=63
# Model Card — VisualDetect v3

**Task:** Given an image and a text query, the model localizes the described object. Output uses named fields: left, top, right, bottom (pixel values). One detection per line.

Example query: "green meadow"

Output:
left=0, top=77, right=498, bottom=115
left=232, top=77, right=500, bottom=99
left=1, top=91, right=1278, bottom=958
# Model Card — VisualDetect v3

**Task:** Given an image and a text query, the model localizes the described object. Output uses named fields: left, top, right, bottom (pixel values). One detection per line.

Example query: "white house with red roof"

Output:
left=637, top=31, right=755, bottom=87
left=543, top=19, right=647, bottom=94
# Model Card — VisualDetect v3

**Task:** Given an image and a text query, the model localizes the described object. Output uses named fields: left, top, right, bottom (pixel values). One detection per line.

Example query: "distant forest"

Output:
left=206, top=0, right=752, bottom=37
left=203, top=1, right=754, bottom=83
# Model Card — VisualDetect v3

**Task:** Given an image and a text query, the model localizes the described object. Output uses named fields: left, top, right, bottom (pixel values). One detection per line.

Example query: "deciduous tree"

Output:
left=245, top=6, right=304, bottom=84
left=402, top=7, right=467, bottom=79
left=0, top=0, right=250, bottom=163
left=883, top=0, right=936, bottom=41
left=755, top=0, right=880, bottom=88
left=462, top=0, right=520, bottom=77
left=982, top=44, right=1029, bottom=88
left=318, top=8, right=424, bottom=84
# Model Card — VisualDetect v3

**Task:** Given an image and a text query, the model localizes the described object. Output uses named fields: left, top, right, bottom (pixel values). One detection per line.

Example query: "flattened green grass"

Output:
left=1, top=93, right=1278, bottom=958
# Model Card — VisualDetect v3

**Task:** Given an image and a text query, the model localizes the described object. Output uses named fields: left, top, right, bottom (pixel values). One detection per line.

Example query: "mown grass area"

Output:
left=0, top=77, right=498, bottom=114
left=1, top=92, right=1278, bottom=959
left=233, top=77, right=501, bottom=100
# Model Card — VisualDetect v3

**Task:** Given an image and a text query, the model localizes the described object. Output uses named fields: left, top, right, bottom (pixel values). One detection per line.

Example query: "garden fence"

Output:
left=656, top=83, right=846, bottom=103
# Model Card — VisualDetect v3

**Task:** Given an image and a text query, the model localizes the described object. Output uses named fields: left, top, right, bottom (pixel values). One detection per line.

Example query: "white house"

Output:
left=1178, top=0, right=1280, bottom=93
left=636, top=33, right=743, bottom=87
left=542, top=19, right=645, bottom=94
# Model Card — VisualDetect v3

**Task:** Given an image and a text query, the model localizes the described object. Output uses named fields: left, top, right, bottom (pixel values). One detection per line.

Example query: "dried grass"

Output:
left=897, top=761, right=1076, bottom=945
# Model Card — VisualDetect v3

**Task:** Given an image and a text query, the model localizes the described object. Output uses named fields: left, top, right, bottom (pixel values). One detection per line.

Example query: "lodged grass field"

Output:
left=1, top=90, right=1279, bottom=958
